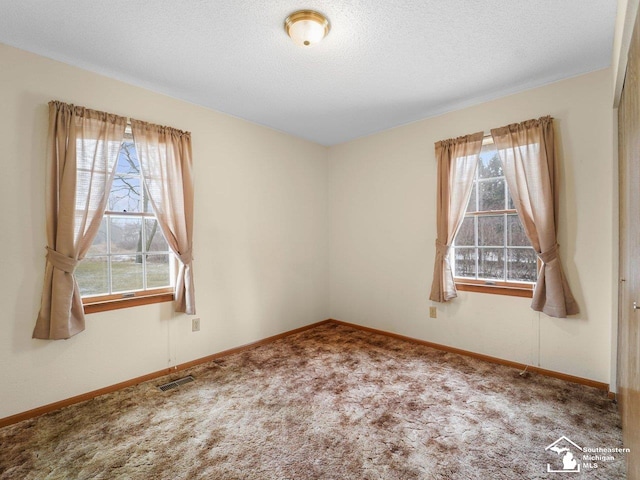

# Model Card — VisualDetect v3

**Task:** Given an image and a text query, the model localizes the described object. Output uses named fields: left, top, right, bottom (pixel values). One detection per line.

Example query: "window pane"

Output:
left=466, top=183, right=477, bottom=213
left=478, top=248, right=505, bottom=280
left=478, top=150, right=503, bottom=178
left=117, top=142, right=140, bottom=174
left=146, top=254, right=171, bottom=288
left=111, top=255, right=143, bottom=292
left=479, top=179, right=506, bottom=211
left=507, top=248, right=538, bottom=282
left=145, top=219, right=169, bottom=252
left=76, top=256, right=108, bottom=296
left=453, top=248, right=476, bottom=278
left=110, top=217, right=142, bottom=254
left=109, top=176, right=141, bottom=212
left=478, top=215, right=504, bottom=246
left=143, top=185, right=155, bottom=214
left=76, top=170, right=109, bottom=219
left=507, top=214, right=529, bottom=246
left=508, top=192, right=515, bottom=210
left=76, top=138, right=120, bottom=172
left=87, top=218, right=108, bottom=255
left=455, top=217, right=475, bottom=246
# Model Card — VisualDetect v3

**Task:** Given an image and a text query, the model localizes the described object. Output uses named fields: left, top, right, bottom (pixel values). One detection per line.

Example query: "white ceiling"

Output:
left=0, top=1, right=617, bottom=146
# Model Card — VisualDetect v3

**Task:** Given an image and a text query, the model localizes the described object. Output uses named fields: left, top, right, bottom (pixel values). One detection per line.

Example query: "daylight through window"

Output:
left=76, top=130, right=174, bottom=298
left=452, top=139, right=537, bottom=285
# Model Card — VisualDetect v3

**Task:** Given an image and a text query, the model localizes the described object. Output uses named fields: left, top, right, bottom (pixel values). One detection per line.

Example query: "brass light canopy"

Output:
left=284, top=10, right=330, bottom=47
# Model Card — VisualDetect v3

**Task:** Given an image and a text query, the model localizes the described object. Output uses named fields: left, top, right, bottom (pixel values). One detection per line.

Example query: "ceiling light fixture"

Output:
left=284, top=10, right=330, bottom=47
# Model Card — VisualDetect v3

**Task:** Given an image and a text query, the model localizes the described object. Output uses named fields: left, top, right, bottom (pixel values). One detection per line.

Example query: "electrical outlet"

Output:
left=429, top=306, right=437, bottom=319
left=191, top=317, right=201, bottom=332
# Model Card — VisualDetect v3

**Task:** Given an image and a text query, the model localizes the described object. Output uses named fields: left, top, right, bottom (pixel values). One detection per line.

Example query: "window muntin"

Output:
left=452, top=140, right=537, bottom=285
left=76, top=131, right=174, bottom=298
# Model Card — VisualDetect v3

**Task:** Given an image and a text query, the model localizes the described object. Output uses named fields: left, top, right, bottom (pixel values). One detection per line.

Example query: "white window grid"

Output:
left=81, top=136, right=174, bottom=296
left=452, top=143, right=537, bottom=284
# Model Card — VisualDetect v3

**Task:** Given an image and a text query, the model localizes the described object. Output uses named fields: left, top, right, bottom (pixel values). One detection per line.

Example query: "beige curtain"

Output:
left=131, top=120, right=196, bottom=314
left=491, top=116, right=578, bottom=318
left=33, top=101, right=127, bottom=339
left=429, top=132, right=484, bottom=302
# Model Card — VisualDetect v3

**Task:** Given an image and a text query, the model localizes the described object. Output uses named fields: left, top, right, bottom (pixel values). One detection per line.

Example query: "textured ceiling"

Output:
left=0, top=1, right=617, bottom=145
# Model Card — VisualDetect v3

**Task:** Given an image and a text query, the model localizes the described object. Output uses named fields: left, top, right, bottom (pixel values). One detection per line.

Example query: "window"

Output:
left=451, top=138, right=537, bottom=296
left=75, top=129, right=175, bottom=310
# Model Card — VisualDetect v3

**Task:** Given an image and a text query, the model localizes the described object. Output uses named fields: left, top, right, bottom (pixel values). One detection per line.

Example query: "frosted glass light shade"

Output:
left=285, top=10, right=330, bottom=47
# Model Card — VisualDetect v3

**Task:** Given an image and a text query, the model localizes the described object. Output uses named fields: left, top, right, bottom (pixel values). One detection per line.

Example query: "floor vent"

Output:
left=157, top=375, right=195, bottom=392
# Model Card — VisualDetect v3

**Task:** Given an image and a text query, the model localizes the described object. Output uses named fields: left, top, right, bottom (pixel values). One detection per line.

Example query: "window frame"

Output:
left=83, top=288, right=174, bottom=314
left=79, top=128, right=175, bottom=313
left=452, top=136, right=537, bottom=298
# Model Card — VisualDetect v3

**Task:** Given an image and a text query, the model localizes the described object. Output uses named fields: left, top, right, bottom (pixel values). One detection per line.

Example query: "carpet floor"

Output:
left=0, top=322, right=626, bottom=479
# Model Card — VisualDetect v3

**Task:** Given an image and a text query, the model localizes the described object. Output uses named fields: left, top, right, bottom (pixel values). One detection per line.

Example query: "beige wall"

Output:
left=0, top=44, right=329, bottom=419
left=328, top=69, right=615, bottom=384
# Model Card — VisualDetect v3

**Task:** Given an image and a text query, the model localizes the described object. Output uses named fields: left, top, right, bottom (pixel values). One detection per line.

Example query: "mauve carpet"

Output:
left=0, top=322, right=625, bottom=479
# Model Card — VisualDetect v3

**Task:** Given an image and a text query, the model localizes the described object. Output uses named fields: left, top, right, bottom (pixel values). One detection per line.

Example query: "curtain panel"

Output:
left=33, top=101, right=127, bottom=339
left=131, top=120, right=196, bottom=315
left=429, top=132, right=484, bottom=302
left=491, top=116, right=579, bottom=318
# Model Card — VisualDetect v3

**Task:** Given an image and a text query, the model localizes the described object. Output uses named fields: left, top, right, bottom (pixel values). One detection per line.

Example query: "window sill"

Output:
left=83, top=289, right=174, bottom=314
left=455, top=281, right=534, bottom=298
